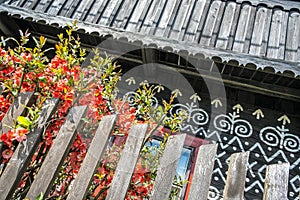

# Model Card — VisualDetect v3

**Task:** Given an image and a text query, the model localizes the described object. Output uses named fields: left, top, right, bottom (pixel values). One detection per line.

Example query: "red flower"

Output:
left=15, top=128, right=28, bottom=142
left=130, top=107, right=135, bottom=114
left=2, top=148, right=13, bottom=159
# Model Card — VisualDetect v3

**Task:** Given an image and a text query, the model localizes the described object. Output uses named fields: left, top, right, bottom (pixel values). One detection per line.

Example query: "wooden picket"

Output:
left=67, top=115, right=117, bottom=200
left=188, top=143, right=218, bottom=200
left=263, top=163, right=290, bottom=200
left=0, top=93, right=293, bottom=200
left=0, top=98, right=59, bottom=199
left=223, top=151, right=250, bottom=200
left=26, top=106, right=88, bottom=199
left=150, top=134, right=186, bottom=200
left=0, top=92, right=35, bottom=155
left=106, top=124, right=148, bottom=200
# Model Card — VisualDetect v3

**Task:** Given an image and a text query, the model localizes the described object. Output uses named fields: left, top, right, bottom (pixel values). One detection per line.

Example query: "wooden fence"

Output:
left=0, top=93, right=291, bottom=200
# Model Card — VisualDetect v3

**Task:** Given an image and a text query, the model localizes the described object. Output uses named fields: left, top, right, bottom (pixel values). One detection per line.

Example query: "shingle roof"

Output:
left=0, top=0, right=300, bottom=75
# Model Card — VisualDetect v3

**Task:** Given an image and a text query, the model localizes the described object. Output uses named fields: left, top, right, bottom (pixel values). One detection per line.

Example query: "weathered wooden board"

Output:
left=263, top=163, right=290, bottom=200
left=25, top=106, right=87, bottom=199
left=188, top=143, right=218, bottom=200
left=285, top=11, right=300, bottom=62
left=278, top=11, right=288, bottom=60
left=260, top=8, right=272, bottom=57
left=232, top=4, right=252, bottom=52
left=155, top=0, right=177, bottom=37
left=126, top=0, right=150, bottom=31
left=266, top=9, right=283, bottom=59
left=33, top=0, right=52, bottom=12
left=0, top=98, right=59, bottom=199
left=72, top=0, right=95, bottom=20
left=106, top=124, right=148, bottom=200
left=85, top=0, right=109, bottom=23
left=98, top=0, right=123, bottom=26
left=168, top=0, right=194, bottom=40
left=223, top=151, right=249, bottom=200
left=243, top=5, right=256, bottom=53
left=47, top=0, right=68, bottom=15
left=140, top=0, right=166, bottom=34
left=249, top=6, right=269, bottom=56
left=112, top=0, right=138, bottom=28
left=65, top=0, right=81, bottom=18
left=184, top=0, right=206, bottom=42
left=0, top=92, right=35, bottom=134
left=150, top=134, right=186, bottom=200
left=216, top=2, right=236, bottom=49
left=67, top=115, right=117, bottom=200
left=199, top=1, right=221, bottom=46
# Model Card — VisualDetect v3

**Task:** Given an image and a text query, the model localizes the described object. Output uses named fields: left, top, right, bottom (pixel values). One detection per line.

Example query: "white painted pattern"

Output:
left=122, top=92, right=300, bottom=199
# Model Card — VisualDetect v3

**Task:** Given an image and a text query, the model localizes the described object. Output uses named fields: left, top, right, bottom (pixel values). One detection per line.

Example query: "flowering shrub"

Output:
left=0, top=21, right=186, bottom=199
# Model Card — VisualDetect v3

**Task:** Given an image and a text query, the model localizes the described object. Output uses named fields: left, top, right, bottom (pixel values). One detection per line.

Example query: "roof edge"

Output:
left=0, top=4, right=299, bottom=77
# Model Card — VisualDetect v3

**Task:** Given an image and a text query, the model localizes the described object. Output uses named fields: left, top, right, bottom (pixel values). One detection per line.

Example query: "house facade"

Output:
left=0, top=0, right=299, bottom=199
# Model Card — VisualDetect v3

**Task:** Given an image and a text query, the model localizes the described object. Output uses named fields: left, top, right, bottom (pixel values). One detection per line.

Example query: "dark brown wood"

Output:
left=0, top=98, right=59, bottom=199
left=150, top=134, right=186, bottom=200
left=223, top=151, right=249, bottom=200
left=106, top=124, right=148, bottom=200
left=25, top=106, right=87, bottom=199
left=263, top=163, right=290, bottom=200
left=67, top=115, right=117, bottom=200
left=188, top=143, right=218, bottom=200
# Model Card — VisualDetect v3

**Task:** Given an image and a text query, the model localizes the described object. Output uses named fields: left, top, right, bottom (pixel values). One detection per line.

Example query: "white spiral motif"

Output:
left=170, top=104, right=209, bottom=126
left=213, top=114, right=232, bottom=133
left=259, top=127, right=281, bottom=147
left=214, top=114, right=253, bottom=137
left=207, top=186, right=221, bottom=200
left=170, top=104, right=188, bottom=116
left=191, top=109, right=209, bottom=125
left=149, top=96, right=159, bottom=109
left=123, top=91, right=158, bottom=109
left=234, top=120, right=253, bottom=137
left=283, top=134, right=300, bottom=152
left=124, top=91, right=140, bottom=107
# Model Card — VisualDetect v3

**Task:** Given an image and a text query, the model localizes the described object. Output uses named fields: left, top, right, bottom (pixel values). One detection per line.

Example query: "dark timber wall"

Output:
left=0, top=0, right=299, bottom=199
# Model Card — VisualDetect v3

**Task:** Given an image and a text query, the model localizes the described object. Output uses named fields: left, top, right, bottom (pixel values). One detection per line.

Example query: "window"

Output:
left=148, top=131, right=209, bottom=199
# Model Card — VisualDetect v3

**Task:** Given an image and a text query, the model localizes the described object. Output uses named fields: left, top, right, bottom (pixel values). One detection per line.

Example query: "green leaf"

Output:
left=36, top=192, right=43, bottom=200
left=17, top=116, right=31, bottom=128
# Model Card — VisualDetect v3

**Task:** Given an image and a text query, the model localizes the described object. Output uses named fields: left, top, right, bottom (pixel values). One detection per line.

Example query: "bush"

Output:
left=0, top=21, right=186, bottom=199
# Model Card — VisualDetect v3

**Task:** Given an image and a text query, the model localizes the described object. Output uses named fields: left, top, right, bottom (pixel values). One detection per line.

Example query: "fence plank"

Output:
left=67, top=115, right=117, bottom=200
left=0, top=84, right=3, bottom=94
left=263, top=163, right=290, bottom=200
left=0, top=98, right=59, bottom=199
left=106, top=124, right=148, bottom=200
left=0, top=92, right=35, bottom=157
left=223, top=151, right=249, bottom=200
left=0, top=92, right=35, bottom=134
left=150, top=134, right=186, bottom=200
left=188, top=143, right=218, bottom=200
left=25, top=106, right=88, bottom=199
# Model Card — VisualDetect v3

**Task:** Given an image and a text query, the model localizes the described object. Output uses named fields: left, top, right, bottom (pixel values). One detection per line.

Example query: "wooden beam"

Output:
left=0, top=98, right=59, bottom=199
left=0, top=92, right=35, bottom=157
left=223, top=151, right=249, bottom=200
left=187, top=143, right=218, bottom=200
left=150, top=134, right=186, bottom=200
left=26, top=106, right=87, bottom=199
left=67, top=115, right=117, bottom=200
left=263, top=163, right=290, bottom=200
left=106, top=124, right=148, bottom=200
